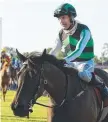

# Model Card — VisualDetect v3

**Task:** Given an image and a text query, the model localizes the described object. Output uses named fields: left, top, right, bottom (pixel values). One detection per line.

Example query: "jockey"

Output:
left=49, top=3, right=108, bottom=121
left=0, top=48, right=10, bottom=69
left=11, top=54, right=21, bottom=70
left=14, top=57, right=21, bottom=70
left=11, top=54, right=16, bottom=68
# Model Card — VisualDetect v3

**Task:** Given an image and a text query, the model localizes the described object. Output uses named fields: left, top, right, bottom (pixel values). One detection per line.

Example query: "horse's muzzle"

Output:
left=11, top=103, right=29, bottom=117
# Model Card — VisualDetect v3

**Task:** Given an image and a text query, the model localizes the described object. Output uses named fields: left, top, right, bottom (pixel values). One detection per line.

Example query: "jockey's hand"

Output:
left=65, top=58, right=70, bottom=64
left=64, top=58, right=75, bottom=68
left=64, top=58, right=70, bottom=65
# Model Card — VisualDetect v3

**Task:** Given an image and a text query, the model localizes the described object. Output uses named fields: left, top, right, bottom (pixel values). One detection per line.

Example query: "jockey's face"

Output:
left=58, top=15, right=71, bottom=30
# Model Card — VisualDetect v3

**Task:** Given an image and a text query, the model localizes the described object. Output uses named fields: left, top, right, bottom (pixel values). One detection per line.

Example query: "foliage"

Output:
left=1, top=42, right=108, bottom=64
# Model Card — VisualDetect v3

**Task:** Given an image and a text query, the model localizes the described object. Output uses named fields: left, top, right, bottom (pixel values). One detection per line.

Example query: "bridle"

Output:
left=28, top=59, right=69, bottom=108
left=17, top=58, right=86, bottom=110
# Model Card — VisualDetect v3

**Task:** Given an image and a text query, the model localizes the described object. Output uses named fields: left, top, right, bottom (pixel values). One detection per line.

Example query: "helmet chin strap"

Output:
left=64, top=15, right=75, bottom=30
left=65, top=21, right=75, bottom=30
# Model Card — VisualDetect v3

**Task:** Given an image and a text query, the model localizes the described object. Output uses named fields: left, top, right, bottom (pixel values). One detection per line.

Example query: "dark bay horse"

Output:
left=11, top=49, right=108, bottom=122
left=0, top=62, right=10, bottom=101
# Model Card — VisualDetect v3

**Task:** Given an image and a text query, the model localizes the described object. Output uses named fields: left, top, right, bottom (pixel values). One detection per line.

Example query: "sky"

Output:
left=0, top=0, right=108, bottom=57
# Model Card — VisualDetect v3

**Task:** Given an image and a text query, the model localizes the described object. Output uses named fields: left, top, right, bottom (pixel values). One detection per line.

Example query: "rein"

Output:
left=30, top=61, right=68, bottom=108
left=29, top=59, right=87, bottom=109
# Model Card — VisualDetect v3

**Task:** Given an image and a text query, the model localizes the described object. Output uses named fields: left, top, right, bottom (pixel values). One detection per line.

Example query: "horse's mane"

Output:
left=29, top=53, right=78, bottom=74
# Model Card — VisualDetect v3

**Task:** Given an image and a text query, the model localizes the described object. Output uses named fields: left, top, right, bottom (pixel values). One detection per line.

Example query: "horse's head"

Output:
left=11, top=49, right=75, bottom=117
left=11, top=49, right=46, bottom=117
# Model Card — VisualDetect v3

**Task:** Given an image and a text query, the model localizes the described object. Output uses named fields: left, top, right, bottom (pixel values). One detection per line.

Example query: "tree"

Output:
left=23, top=52, right=30, bottom=57
left=57, top=51, right=64, bottom=59
left=2, top=46, right=17, bottom=56
left=101, top=43, right=108, bottom=63
left=46, top=48, right=52, bottom=54
left=94, top=55, right=101, bottom=64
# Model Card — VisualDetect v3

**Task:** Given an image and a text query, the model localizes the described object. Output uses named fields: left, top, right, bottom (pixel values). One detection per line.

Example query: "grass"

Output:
left=0, top=91, right=49, bottom=122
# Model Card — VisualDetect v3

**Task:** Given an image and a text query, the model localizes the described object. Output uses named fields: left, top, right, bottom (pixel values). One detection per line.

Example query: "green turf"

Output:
left=0, top=91, right=49, bottom=122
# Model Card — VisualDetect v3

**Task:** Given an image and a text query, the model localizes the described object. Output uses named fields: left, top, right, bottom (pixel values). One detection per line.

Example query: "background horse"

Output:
left=0, top=62, right=10, bottom=101
left=11, top=49, right=108, bottom=122
left=9, top=64, right=20, bottom=89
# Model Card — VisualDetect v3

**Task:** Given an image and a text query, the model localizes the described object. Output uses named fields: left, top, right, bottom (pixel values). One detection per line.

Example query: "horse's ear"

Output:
left=41, top=49, right=46, bottom=57
left=16, top=49, right=27, bottom=62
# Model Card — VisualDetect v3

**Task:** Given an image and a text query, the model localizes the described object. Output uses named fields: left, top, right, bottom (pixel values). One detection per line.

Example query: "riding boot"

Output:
left=90, top=74, right=108, bottom=101
left=90, top=73, right=108, bottom=122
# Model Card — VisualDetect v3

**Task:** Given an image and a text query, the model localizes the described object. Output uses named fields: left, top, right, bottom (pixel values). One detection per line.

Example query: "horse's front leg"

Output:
left=2, top=85, right=7, bottom=102
left=47, top=99, right=53, bottom=122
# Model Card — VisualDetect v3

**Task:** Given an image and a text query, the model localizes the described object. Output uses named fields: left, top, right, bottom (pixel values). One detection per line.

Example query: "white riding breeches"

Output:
left=65, top=59, right=95, bottom=83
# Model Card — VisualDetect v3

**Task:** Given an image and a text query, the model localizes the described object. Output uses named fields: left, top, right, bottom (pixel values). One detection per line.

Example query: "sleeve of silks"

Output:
left=64, top=29, right=91, bottom=62
left=49, top=35, right=62, bottom=56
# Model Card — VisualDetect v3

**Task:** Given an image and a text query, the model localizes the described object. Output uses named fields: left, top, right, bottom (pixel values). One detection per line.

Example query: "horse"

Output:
left=9, top=63, right=20, bottom=89
left=11, top=49, right=108, bottom=122
left=0, top=61, right=10, bottom=101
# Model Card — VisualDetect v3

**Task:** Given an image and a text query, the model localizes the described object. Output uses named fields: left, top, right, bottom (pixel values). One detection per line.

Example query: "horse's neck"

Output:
left=66, top=73, right=83, bottom=100
left=2, top=66, right=7, bottom=72
left=43, top=63, right=66, bottom=105
left=0, top=66, right=7, bottom=77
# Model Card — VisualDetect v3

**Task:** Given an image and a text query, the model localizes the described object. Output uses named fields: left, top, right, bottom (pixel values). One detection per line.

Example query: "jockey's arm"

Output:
left=49, top=35, right=62, bottom=56
left=64, top=29, right=91, bottom=62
